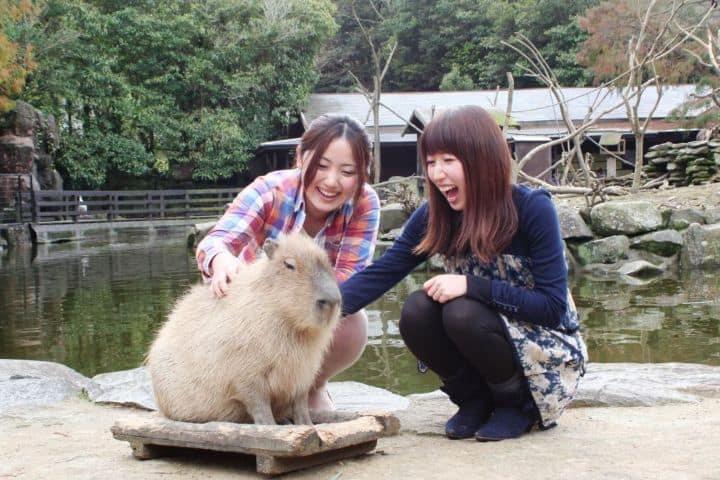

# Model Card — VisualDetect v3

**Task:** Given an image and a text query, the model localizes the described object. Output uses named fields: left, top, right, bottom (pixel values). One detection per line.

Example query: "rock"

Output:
left=329, top=381, right=410, bottom=413
left=0, top=360, right=90, bottom=412
left=680, top=223, right=720, bottom=268
left=668, top=208, right=706, bottom=230
left=590, top=201, right=664, bottom=236
left=630, top=229, right=684, bottom=256
left=3, top=360, right=720, bottom=431
left=379, top=227, right=403, bottom=241
left=379, top=203, right=409, bottom=234
left=85, top=367, right=409, bottom=414
left=615, top=260, right=665, bottom=277
left=87, top=367, right=156, bottom=410
left=575, top=235, right=630, bottom=265
left=556, top=205, right=593, bottom=240
left=704, top=206, right=720, bottom=224
left=573, top=363, right=720, bottom=407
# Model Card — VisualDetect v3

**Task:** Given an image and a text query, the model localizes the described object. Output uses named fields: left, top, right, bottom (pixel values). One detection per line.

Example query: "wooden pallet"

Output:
left=111, top=410, right=400, bottom=475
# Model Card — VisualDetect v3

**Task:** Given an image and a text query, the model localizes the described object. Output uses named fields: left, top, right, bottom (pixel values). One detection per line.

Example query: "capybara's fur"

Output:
left=147, top=233, right=341, bottom=425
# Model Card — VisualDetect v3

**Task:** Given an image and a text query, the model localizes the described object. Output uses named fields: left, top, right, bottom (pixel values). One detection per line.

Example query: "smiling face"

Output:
left=426, top=151, right=467, bottom=211
left=299, top=138, right=360, bottom=222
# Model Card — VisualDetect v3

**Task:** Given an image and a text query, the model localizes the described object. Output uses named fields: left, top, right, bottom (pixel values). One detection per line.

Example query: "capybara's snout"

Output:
left=314, top=270, right=341, bottom=321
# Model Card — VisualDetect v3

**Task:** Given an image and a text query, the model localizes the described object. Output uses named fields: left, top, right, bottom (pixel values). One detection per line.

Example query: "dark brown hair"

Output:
left=414, top=105, right=518, bottom=262
left=298, top=114, right=372, bottom=203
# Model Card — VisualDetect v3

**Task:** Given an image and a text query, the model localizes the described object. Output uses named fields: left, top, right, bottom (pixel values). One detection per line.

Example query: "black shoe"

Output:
left=474, top=401, right=537, bottom=441
left=445, top=398, right=492, bottom=439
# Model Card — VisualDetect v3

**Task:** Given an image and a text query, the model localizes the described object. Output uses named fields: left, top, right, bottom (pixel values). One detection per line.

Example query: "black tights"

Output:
left=399, top=290, right=517, bottom=384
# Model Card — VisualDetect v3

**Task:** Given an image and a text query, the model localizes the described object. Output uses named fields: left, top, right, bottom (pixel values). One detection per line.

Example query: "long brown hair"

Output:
left=414, top=105, right=518, bottom=262
left=297, top=113, right=372, bottom=203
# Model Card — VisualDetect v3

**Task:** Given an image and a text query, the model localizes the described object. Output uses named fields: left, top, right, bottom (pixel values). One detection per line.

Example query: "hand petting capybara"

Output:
left=147, top=232, right=341, bottom=425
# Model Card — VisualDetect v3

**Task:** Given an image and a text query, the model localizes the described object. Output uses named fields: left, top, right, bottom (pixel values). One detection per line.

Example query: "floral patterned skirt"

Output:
left=501, top=315, right=587, bottom=428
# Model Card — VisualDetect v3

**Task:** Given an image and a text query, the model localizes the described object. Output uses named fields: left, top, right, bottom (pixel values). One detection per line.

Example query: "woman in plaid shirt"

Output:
left=196, top=114, right=380, bottom=412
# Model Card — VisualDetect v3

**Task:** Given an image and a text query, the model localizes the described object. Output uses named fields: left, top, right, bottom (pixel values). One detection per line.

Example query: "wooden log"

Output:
left=111, top=411, right=400, bottom=475
left=255, top=440, right=377, bottom=475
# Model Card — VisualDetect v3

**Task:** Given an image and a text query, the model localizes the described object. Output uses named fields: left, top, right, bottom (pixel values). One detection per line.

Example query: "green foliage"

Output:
left=439, top=65, right=475, bottom=91
left=21, top=0, right=336, bottom=188
left=318, top=0, right=598, bottom=92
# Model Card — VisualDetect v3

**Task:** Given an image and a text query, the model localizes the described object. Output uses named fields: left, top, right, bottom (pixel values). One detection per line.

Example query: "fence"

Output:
left=0, top=174, right=34, bottom=224
left=28, top=188, right=239, bottom=223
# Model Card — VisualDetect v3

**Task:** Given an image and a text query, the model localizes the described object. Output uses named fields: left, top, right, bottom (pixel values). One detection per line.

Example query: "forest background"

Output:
left=0, top=0, right=717, bottom=190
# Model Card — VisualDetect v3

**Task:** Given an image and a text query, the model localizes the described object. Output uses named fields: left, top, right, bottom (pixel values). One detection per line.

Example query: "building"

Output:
left=253, top=85, right=703, bottom=182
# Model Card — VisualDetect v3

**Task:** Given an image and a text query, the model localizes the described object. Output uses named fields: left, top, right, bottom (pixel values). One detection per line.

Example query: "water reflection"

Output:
left=1, top=242, right=718, bottom=396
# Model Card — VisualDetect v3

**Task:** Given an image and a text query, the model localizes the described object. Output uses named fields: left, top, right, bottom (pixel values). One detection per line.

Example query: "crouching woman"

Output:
left=339, top=105, right=588, bottom=441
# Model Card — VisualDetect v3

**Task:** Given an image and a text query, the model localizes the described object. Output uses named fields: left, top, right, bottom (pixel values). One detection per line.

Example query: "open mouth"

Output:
left=317, top=187, right=340, bottom=201
left=440, top=186, right=459, bottom=203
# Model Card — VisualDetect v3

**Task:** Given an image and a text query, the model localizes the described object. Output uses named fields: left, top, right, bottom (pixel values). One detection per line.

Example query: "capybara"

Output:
left=147, top=233, right=342, bottom=425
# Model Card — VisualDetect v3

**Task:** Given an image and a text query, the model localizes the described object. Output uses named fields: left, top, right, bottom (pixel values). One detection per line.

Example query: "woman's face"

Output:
left=300, top=137, right=360, bottom=221
left=426, top=151, right=466, bottom=211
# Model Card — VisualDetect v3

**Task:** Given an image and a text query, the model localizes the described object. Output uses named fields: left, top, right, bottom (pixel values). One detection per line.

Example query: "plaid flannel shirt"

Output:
left=196, top=168, right=380, bottom=284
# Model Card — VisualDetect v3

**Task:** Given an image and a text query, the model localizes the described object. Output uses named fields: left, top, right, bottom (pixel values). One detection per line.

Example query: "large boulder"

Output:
left=630, top=229, right=684, bottom=256
left=668, top=208, right=706, bottom=230
left=680, top=223, right=720, bottom=268
left=556, top=205, right=593, bottom=240
left=379, top=203, right=409, bottom=234
left=0, top=360, right=90, bottom=412
left=575, top=235, right=630, bottom=265
left=590, top=201, right=664, bottom=236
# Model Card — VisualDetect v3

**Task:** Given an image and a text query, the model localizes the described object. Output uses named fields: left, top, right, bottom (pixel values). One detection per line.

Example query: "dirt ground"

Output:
left=1, top=397, right=719, bottom=479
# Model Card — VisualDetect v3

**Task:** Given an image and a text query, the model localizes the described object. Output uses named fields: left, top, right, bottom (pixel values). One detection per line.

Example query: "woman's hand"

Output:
left=209, top=251, right=242, bottom=298
left=423, top=274, right=467, bottom=303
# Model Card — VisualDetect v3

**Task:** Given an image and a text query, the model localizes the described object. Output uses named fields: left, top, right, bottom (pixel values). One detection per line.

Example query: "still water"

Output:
left=1, top=238, right=719, bottom=396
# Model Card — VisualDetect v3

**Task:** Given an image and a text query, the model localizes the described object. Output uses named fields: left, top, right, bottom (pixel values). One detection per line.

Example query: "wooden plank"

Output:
left=112, top=411, right=399, bottom=475
left=255, top=440, right=377, bottom=475
left=112, top=414, right=322, bottom=456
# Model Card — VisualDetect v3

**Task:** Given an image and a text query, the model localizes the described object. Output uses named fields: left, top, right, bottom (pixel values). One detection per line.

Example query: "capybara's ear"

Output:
left=263, top=237, right=279, bottom=259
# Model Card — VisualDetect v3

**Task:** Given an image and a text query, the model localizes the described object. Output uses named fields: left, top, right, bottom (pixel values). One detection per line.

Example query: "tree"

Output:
left=22, top=0, right=337, bottom=188
left=671, top=18, right=720, bottom=127
left=439, top=65, right=475, bottom=91
left=348, top=0, right=397, bottom=184
left=318, top=0, right=599, bottom=92
left=579, top=0, right=714, bottom=190
left=0, top=0, right=38, bottom=112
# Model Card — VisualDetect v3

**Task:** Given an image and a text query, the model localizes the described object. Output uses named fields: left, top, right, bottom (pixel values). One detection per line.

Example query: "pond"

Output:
left=1, top=237, right=719, bottom=396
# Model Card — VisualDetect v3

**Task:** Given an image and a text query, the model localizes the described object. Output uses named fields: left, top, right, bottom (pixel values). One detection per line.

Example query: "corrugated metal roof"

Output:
left=304, top=85, right=702, bottom=129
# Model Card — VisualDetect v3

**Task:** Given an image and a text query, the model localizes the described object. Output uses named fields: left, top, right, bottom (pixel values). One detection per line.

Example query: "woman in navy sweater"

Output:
left=340, top=105, right=587, bottom=441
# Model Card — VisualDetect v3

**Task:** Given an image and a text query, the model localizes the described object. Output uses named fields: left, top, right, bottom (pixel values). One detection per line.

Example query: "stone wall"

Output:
left=559, top=200, right=720, bottom=276
left=644, top=140, right=720, bottom=186
left=0, top=101, right=60, bottom=205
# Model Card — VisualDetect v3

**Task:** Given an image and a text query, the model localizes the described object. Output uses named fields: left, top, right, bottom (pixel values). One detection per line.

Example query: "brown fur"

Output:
left=147, top=233, right=341, bottom=425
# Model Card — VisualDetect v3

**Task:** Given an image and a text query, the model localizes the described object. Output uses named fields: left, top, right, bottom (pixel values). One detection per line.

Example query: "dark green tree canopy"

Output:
left=22, top=0, right=336, bottom=188
left=317, top=0, right=598, bottom=92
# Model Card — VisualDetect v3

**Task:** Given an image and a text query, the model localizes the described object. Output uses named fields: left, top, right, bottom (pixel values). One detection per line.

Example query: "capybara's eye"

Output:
left=283, top=258, right=296, bottom=270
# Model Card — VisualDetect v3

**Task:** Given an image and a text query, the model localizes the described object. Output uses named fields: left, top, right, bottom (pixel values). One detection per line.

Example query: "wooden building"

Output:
left=253, top=85, right=702, bottom=182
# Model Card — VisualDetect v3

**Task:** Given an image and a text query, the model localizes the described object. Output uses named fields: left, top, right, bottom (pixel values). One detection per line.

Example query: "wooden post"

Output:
left=606, top=156, right=617, bottom=178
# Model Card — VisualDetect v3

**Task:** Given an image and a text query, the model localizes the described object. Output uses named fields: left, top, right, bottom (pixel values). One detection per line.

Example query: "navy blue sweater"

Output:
left=340, top=185, right=569, bottom=329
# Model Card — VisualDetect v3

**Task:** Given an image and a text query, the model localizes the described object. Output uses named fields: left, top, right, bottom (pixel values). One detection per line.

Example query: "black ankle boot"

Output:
left=475, top=372, right=537, bottom=442
left=440, top=368, right=492, bottom=440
